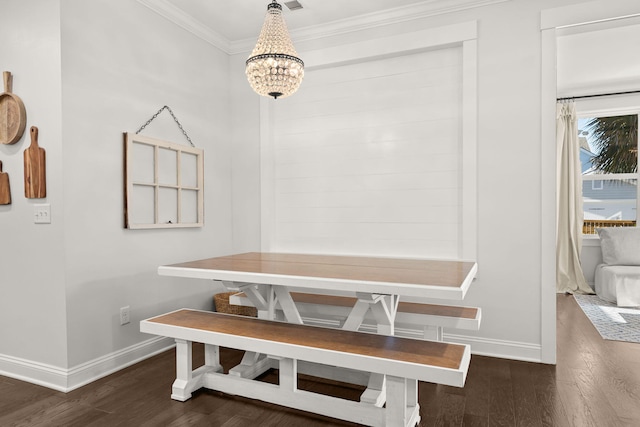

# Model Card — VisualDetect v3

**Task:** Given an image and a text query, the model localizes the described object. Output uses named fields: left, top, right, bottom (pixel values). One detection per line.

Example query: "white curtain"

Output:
left=556, top=101, right=593, bottom=294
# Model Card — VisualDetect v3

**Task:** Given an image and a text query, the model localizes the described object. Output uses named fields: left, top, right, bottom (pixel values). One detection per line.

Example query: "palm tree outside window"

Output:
left=580, top=114, right=639, bottom=234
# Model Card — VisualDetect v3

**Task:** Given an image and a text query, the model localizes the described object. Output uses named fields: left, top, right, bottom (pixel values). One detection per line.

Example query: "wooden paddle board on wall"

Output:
left=24, top=126, right=46, bottom=198
left=0, top=160, right=11, bottom=205
left=0, top=71, right=27, bottom=145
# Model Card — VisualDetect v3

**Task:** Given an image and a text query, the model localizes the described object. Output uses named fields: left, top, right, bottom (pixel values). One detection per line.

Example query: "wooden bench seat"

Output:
left=141, top=309, right=471, bottom=427
left=229, top=291, right=481, bottom=341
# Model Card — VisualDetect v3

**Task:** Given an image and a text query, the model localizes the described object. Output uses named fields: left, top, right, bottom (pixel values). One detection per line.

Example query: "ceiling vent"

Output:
left=284, top=1, right=303, bottom=11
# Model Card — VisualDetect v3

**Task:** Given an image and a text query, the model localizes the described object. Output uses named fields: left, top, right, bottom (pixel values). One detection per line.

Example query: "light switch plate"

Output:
left=34, top=204, right=51, bottom=224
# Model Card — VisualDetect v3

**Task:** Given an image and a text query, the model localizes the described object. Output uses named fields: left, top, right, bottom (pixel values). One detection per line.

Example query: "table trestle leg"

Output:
left=342, top=293, right=399, bottom=407
left=361, top=373, right=387, bottom=406
left=224, top=283, right=304, bottom=378
left=228, top=351, right=273, bottom=379
left=343, top=293, right=398, bottom=334
left=235, top=283, right=269, bottom=312
left=343, top=299, right=373, bottom=331
left=368, top=294, right=398, bottom=336
left=273, top=285, right=304, bottom=324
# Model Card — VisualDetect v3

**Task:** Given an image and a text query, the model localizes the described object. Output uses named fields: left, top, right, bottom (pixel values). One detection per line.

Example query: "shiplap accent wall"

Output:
left=261, top=22, right=478, bottom=261
left=268, top=48, right=463, bottom=257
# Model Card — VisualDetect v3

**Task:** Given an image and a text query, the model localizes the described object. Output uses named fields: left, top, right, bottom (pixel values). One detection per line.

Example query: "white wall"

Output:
left=558, top=18, right=640, bottom=98
left=0, top=0, right=68, bottom=370
left=230, top=55, right=262, bottom=253
left=231, top=0, right=614, bottom=362
left=1, top=0, right=232, bottom=389
left=60, top=0, right=232, bottom=370
left=266, top=47, right=464, bottom=258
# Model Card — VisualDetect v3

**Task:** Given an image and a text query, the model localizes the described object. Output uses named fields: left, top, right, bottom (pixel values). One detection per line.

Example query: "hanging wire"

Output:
left=135, top=105, right=195, bottom=147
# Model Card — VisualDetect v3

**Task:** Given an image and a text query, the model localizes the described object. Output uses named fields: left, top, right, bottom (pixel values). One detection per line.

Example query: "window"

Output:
left=579, top=113, right=639, bottom=234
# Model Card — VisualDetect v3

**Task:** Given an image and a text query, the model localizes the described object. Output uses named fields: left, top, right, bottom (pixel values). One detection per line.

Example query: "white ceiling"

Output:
left=140, top=0, right=503, bottom=53
left=163, top=0, right=431, bottom=42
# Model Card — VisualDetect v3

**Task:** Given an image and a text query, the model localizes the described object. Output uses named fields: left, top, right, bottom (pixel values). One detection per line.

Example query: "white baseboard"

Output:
left=0, top=353, right=69, bottom=392
left=445, top=332, right=543, bottom=363
left=0, top=336, right=175, bottom=392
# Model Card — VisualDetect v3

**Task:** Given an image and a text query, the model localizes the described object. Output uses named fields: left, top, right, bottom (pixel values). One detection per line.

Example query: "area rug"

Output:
left=573, top=294, right=640, bottom=343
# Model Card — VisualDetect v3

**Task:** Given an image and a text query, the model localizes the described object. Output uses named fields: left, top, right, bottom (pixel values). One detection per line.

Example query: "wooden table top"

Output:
left=158, top=252, right=477, bottom=300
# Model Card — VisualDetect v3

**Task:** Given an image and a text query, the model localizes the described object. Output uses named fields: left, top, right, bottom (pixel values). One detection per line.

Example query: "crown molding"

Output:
left=541, top=0, right=640, bottom=30
left=231, top=0, right=509, bottom=54
left=139, top=0, right=510, bottom=55
left=136, top=0, right=231, bottom=52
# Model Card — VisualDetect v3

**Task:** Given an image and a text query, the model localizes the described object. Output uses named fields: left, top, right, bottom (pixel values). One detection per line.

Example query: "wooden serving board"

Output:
left=24, top=126, right=46, bottom=198
left=0, top=160, right=11, bottom=205
left=0, top=71, right=27, bottom=145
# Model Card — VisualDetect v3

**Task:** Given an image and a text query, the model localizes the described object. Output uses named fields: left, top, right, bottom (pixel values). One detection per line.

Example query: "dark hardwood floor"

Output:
left=2, top=294, right=640, bottom=426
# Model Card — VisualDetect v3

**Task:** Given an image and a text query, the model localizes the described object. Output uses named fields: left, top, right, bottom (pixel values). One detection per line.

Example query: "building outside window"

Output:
left=580, top=113, right=639, bottom=234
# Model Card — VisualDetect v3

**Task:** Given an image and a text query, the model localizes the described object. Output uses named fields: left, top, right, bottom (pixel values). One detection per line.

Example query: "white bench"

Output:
left=141, top=309, right=471, bottom=427
left=229, top=291, right=481, bottom=341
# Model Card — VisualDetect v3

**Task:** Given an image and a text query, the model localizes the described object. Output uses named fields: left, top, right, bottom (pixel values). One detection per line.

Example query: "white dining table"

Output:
left=158, top=251, right=477, bottom=404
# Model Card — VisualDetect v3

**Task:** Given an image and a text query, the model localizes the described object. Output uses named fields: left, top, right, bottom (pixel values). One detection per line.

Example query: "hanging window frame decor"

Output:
left=124, top=132, right=204, bottom=229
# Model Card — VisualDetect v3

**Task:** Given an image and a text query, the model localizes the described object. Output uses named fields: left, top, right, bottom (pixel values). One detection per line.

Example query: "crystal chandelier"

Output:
left=246, top=1, right=304, bottom=99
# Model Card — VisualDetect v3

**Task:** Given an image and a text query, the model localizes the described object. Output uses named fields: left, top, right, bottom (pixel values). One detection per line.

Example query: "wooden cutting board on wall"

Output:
left=24, top=126, right=46, bottom=198
left=0, top=160, right=11, bottom=205
left=0, top=71, right=27, bottom=145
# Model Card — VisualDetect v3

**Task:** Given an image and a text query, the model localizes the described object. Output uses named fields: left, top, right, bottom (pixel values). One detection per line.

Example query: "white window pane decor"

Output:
left=124, top=133, right=204, bottom=229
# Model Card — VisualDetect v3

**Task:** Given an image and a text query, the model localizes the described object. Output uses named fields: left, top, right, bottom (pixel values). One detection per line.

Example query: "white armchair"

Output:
left=595, top=227, right=640, bottom=307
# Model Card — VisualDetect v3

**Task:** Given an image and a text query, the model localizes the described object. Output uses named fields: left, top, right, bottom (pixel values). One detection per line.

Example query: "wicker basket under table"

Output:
left=213, top=292, right=257, bottom=317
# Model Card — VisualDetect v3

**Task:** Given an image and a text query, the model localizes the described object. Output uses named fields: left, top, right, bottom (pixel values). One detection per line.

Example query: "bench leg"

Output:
left=277, top=357, right=297, bottom=392
left=423, top=325, right=444, bottom=341
left=204, top=343, right=223, bottom=372
left=172, top=339, right=194, bottom=401
left=171, top=340, right=224, bottom=401
left=385, top=376, right=420, bottom=427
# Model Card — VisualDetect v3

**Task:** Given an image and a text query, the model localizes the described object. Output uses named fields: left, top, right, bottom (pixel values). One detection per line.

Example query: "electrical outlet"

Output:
left=120, top=306, right=130, bottom=325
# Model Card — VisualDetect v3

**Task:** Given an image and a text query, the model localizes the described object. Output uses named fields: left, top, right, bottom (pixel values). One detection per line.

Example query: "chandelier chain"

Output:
left=135, top=105, right=195, bottom=147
